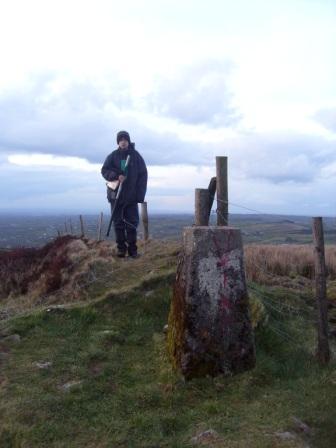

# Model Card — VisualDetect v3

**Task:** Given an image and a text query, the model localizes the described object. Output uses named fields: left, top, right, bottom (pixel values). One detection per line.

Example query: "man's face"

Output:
left=119, top=138, right=129, bottom=150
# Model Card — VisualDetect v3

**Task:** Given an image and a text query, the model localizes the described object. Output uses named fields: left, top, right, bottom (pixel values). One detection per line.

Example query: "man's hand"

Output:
left=118, top=175, right=126, bottom=183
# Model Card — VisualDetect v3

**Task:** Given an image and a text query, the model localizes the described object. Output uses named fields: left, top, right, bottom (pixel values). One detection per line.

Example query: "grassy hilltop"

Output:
left=0, top=237, right=336, bottom=447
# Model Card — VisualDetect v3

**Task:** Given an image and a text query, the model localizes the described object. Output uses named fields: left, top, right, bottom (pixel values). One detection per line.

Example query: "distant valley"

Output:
left=0, top=213, right=335, bottom=248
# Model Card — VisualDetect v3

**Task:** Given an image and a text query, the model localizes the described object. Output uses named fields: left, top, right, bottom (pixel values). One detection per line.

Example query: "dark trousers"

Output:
left=111, top=202, right=139, bottom=255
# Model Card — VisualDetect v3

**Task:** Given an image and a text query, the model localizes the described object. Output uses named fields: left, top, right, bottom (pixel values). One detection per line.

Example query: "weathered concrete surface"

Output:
left=168, top=226, right=255, bottom=379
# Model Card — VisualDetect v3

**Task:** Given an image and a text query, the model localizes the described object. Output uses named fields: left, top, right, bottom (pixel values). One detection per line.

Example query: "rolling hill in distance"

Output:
left=0, top=213, right=335, bottom=248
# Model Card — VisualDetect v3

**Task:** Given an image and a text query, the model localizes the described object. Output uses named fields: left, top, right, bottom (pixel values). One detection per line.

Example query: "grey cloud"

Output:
left=314, top=107, right=336, bottom=132
left=0, top=163, right=106, bottom=213
left=147, top=59, right=239, bottom=127
left=0, top=72, right=132, bottom=161
left=0, top=161, right=101, bottom=200
left=224, top=132, right=336, bottom=184
left=1, top=133, right=336, bottom=216
left=1, top=71, right=335, bottom=188
left=0, top=72, right=214, bottom=166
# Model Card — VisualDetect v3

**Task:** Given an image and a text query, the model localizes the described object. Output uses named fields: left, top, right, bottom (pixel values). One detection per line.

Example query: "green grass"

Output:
left=1, top=279, right=336, bottom=447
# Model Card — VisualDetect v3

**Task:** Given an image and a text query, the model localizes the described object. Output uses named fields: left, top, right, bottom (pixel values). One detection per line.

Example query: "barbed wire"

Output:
left=247, top=285, right=318, bottom=345
left=252, top=293, right=316, bottom=325
left=215, top=198, right=270, bottom=216
left=266, top=325, right=300, bottom=345
left=248, top=284, right=317, bottom=324
left=214, top=197, right=336, bottom=221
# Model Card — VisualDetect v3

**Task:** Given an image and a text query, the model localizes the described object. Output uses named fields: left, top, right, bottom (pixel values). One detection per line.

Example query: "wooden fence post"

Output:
left=64, top=221, right=68, bottom=234
left=141, top=202, right=149, bottom=241
left=312, top=217, right=330, bottom=365
left=69, top=219, right=74, bottom=235
left=97, top=212, right=103, bottom=241
left=79, top=215, right=85, bottom=238
left=216, top=156, right=228, bottom=226
left=195, top=189, right=211, bottom=226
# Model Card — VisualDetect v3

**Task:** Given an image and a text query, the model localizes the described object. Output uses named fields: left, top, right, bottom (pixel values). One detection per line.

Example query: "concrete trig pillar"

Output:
left=167, top=226, right=255, bottom=379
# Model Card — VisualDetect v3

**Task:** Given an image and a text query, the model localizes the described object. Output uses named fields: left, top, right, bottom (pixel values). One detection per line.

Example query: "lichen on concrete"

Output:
left=168, top=226, right=256, bottom=379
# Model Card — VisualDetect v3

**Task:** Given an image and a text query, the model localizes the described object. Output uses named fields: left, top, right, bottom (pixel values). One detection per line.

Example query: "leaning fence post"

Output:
left=216, top=156, right=228, bottom=226
left=79, top=215, right=85, bottom=238
left=195, top=189, right=211, bottom=226
left=312, top=217, right=330, bottom=365
left=141, top=202, right=149, bottom=241
left=97, top=212, right=103, bottom=241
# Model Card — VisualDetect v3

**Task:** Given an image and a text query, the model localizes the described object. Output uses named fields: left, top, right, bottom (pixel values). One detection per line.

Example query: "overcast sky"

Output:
left=0, top=0, right=335, bottom=215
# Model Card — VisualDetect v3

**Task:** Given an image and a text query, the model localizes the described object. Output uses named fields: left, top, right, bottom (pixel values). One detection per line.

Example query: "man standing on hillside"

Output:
left=101, top=130, right=148, bottom=258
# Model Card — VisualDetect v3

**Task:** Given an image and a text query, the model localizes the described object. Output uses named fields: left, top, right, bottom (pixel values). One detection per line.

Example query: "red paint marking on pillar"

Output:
left=217, top=253, right=229, bottom=289
left=219, top=295, right=231, bottom=313
left=213, top=232, right=235, bottom=295
left=217, top=251, right=229, bottom=269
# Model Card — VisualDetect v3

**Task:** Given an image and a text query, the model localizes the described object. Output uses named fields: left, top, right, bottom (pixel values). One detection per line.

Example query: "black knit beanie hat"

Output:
left=117, top=130, right=131, bottom=144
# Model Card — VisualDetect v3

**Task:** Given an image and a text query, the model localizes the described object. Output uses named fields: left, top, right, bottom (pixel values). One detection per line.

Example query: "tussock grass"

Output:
left=245, top=244, right=336, bottom=284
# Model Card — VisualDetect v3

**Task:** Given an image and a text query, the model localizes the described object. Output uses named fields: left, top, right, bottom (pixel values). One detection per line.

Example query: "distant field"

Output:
left=0, top=213, right=335, bottom=248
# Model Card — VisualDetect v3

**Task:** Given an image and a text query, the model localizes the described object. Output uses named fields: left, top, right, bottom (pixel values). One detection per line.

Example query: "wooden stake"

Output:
left=97, top=212, right=103, bottom=241
left=79, top=215, right=85, bottom=238
left=216, top=156, right=228, bottom=226
left=195, top=188, right=211, bottom=226
left=69, top=219, right=74, bottom=235
left=312, top=217, right=330, bottom=365
left=141, top=202, right=149, bottom=241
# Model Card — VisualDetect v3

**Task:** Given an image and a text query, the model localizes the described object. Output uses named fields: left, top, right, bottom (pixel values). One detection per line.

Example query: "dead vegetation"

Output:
left=0, top=236, right=180, bottom=318
left=245, top=244, right=336, bottom=285
left=0, top=236, right=75, bottom=297
left=0, top=236, right=116, bottom=299
left=2, top=237, right=336, bottom=319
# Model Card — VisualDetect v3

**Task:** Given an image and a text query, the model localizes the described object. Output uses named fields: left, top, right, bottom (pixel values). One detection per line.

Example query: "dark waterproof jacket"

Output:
left=101, top=143, right=148, bottom=205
